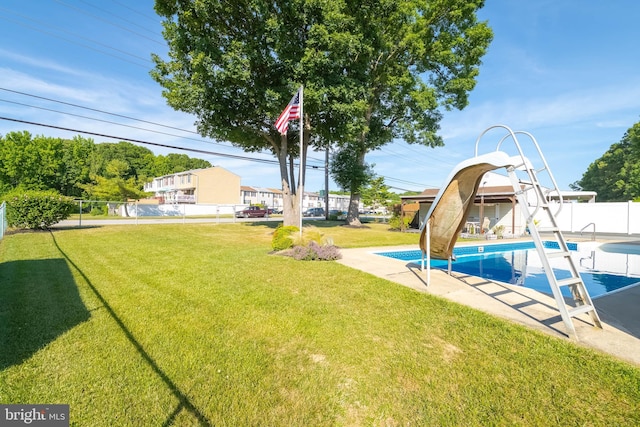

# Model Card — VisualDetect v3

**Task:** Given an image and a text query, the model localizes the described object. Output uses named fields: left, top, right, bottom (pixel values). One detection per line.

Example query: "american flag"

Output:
left=274, top=88, right=301, bottom=135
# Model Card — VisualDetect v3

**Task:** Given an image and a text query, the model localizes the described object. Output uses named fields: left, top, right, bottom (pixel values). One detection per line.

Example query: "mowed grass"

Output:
left=0, top=222, right=639, bottom=426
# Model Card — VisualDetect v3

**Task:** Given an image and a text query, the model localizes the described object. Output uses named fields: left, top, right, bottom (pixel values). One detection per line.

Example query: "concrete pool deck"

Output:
left=337, top=238, right=640, bottom=367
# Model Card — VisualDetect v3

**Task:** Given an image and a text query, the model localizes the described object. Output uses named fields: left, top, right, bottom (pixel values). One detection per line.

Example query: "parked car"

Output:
left=329, top=209, right=347, bottom=219
left=235, top=206, right=269, bottom=218
left=303, top=207, right=325, bottom=217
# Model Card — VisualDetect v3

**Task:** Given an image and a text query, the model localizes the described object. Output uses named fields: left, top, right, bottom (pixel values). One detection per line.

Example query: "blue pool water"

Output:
left=376, top=241, right=640, bottom=298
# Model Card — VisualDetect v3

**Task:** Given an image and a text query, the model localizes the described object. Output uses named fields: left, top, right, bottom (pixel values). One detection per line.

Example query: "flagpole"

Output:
left=298, top=86, right=304, bottom=236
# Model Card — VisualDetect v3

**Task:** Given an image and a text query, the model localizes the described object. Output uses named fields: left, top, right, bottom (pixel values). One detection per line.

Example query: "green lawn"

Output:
left=1, top=223, right=639, bottom=426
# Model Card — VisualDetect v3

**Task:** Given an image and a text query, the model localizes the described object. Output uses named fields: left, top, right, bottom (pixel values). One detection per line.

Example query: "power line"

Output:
left=0, top=97, right=234, bottom=149
left=0, top=12, right=151, bottom=69
left=111, top=0, right=160, bottom=24
left=77, top=0, right=160, bottom=38
left=54, top=0, right=165, bottom=46
left=1, top=90, right=426, bottom=188
left=1, top=113, right=432, bottom=191
left=0, top=115, right=305, bottom=168
left=0, top=87, right=326, bottom=168
left=0, top=87, right=200, bottom=135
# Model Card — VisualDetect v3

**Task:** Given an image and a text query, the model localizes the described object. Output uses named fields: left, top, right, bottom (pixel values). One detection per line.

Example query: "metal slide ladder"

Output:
left=477, top=126, right=602, bottom=339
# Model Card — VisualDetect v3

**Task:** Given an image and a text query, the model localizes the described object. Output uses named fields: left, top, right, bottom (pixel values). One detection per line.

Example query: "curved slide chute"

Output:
left=419, top=151, right=519, bottom=260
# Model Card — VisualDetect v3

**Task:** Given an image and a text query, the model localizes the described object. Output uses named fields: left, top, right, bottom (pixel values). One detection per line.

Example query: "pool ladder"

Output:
left=477, top=126, right=603, bottom=340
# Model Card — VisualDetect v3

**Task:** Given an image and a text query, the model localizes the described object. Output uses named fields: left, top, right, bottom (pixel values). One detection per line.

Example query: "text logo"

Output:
left=1, top=405, right=69, bottom=426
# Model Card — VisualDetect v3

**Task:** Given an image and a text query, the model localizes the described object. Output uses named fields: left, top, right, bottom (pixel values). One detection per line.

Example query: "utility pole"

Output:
left=324, top=148, right=329, bottom=219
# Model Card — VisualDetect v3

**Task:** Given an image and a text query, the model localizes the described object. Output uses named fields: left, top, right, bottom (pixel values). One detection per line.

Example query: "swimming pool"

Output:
left=376, top=241, right=640, bottom=298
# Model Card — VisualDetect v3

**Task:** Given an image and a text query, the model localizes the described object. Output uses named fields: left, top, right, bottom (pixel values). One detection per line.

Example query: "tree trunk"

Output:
left=345, top=147, right=366, bottom=226
left=346, top=192, right=362, bottom=226
left=281, top=179, right=301, bottom=227
left=279, top=117, right=310, bottom=228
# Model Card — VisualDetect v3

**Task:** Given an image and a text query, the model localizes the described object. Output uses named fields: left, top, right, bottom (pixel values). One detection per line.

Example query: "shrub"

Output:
left=388, top=213, right=412, bottom=230
left=4, top=190, right=75, bottom=229
left=90, top=205, right=107, bottom=216
left=272, top=225, right=299, bottom=250
left=290, top=241, right=342, bottom=261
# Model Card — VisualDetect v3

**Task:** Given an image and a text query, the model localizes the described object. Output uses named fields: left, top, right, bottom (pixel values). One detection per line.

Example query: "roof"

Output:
left=401, top=184, right=520, bottom=204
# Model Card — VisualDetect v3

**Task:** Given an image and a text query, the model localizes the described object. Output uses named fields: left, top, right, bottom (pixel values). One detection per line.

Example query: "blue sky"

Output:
left=1, top=1, right=639, bottom=194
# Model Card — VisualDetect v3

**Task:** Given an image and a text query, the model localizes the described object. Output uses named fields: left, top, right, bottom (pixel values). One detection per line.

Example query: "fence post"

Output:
left=628, top=200, right=632, bottom=235
left=0, top=201, right=5, bottom=239
left=79, top=200, right=83, bottom=228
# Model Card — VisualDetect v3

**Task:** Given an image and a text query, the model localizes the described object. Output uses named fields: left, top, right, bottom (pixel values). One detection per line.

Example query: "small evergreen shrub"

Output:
left=4, top=190, right=75, bottom=229
left=272, top=225, right=299, bottom=250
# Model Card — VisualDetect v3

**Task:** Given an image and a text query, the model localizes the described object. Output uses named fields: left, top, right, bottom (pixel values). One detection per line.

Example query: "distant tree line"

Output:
left=0, top=131, right=211, bottom=201
left=572, top=120, right=640, bottom=202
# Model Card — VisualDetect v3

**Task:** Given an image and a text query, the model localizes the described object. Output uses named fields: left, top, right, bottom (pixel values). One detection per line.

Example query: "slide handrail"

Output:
left=474, top=125, right=564, bottom=220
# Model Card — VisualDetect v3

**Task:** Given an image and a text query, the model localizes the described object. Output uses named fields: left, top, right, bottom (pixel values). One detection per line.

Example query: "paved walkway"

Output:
left=337, top=241, right=640, bottom=367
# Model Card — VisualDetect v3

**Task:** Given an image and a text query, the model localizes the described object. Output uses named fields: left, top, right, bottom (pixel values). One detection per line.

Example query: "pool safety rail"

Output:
left=420, top=125, right=602, bottom=340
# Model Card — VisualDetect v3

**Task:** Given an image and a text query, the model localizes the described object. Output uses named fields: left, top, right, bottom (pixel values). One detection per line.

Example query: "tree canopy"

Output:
left=574, top=121, right=640, bottom=202
left=360, top=177, right=399, bottom=213
left=151, top=0, right=492, bottom=225
left=0, top=131, right=90, bottom=197
left=0, top=132, right=212, bottom=200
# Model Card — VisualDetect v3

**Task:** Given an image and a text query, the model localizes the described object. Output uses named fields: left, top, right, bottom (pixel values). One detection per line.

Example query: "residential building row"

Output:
left=142, top=166, right=353, bottom=213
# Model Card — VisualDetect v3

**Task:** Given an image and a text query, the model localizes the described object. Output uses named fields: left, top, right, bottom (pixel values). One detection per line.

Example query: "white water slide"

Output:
left=418, top=125, right=602, bottom=339
left=418, top=150, right=521, bottom=260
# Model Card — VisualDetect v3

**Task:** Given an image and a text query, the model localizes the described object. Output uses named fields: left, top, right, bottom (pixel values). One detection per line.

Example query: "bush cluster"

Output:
left=272, top=225, right=299, bottom=250
left=273, top=224, right=341, bottom=261
left=290, top=241, right=342, bottom=261
left=4, top=190, right=75, bottom=229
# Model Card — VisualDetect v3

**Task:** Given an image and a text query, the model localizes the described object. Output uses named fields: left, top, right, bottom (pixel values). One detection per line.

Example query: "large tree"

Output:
left=0, top=131, right=94, bottom=196
left=81, top=159, right=151, bottom=216
left=89, top=141, right=156, bottom=182
left=151, top=0, right=492, bottom=226
left=361, top=176, right=399, bottom=213
left=575, top=121, right=640, bottom=201
left=151, top=153, right=212, bottom=177
left=0, top=132, right=211, bottom=199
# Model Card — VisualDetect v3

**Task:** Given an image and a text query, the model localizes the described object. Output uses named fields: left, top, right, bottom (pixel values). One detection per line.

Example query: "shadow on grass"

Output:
left=49, top=233, right=211, bottom=427
left=0, top=259, right=91, bottom=370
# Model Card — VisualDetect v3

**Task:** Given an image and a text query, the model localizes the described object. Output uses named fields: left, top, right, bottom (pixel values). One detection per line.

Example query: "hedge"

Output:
left=3, top=190, right=75, bottom=229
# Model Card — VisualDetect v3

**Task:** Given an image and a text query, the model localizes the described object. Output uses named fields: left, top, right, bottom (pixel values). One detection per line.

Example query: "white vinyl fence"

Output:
left=71, top=200, right=243, bottom=218
left=0, top=201, right=7, bottom=239
left=536, top=201, right=640, bottom=236
left=123, top=203, right=240, bottom=217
